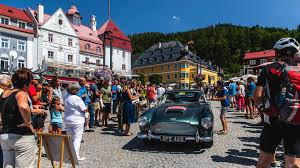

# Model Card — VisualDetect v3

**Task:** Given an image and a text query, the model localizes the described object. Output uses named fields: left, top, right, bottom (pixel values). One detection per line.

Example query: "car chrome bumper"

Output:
left=137, top=132, right=213, bottom=142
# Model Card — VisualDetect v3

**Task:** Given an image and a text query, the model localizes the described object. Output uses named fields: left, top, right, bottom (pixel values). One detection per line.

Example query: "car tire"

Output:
left=200, top=141, right=213, bottom=149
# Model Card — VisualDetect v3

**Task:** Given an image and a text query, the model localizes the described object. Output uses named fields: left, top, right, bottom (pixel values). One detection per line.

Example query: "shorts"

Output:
left=93, top=102, right=100, bottom=111
left=32, top=114, right=46, bottom=129
left=245, top=97, right=254, bottom=106
left=51, top=122, right=62, bottom=129
left=220, top=106, right=229, bottom=118
left=260, top=118, right=300, bottom=158
left=229, top=95, right=236, bottom=103
left=102, top=103, right=111, bottom=113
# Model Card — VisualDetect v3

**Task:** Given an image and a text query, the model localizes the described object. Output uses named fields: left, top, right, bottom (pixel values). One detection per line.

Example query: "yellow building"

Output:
left=132, top=41, right=222, bottom=89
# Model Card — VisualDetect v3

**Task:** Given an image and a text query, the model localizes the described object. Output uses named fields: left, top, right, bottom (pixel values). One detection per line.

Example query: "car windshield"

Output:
left=161, top=91, right=206, bottom=103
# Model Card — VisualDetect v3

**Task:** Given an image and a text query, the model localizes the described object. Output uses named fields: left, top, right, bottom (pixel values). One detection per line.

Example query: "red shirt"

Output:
left=28, top=84, right=39, bottom=105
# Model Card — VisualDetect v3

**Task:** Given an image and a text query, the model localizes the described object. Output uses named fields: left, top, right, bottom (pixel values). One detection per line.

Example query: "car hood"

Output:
left=150, top=102, right=208, bottom=125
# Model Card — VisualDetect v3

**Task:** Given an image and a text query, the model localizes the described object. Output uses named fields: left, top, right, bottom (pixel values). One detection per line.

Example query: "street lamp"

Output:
left=99, top=30, right=113, bottom=69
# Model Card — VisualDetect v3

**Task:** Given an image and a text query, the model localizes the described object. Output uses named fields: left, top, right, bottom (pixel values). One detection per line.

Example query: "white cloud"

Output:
left=172, top=15, right=181, bottom=24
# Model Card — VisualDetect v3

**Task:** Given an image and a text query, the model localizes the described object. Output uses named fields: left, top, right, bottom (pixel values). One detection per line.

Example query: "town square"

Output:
left=0, top=0, right=300, bottom=168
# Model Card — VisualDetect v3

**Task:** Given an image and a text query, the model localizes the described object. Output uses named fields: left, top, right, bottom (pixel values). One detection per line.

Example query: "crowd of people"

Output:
left=1, top=37, right=300, bottom=168
left=0, top=70, right=175, bottom=167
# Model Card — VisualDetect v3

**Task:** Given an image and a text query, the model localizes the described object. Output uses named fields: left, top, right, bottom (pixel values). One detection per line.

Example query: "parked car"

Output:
left=137, top=90, right=214, bottom=148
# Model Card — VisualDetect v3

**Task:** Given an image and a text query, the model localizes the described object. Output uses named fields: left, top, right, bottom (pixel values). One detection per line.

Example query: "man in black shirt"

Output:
left=255, top=38, right=300, bottom=168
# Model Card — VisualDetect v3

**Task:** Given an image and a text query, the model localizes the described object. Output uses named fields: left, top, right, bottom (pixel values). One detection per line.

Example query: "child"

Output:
left=50, top=97, right=64, bottom=134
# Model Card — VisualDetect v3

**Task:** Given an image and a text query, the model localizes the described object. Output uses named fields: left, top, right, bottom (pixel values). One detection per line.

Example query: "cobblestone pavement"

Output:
left=37, top=101, right=265, bottom=168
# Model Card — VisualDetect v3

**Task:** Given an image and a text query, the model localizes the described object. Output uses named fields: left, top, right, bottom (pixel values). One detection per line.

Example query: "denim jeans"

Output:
left=112, top=99, right=119, bottom=114
left=88, top=104, right=95, bottom=128
left=0, top=134, right=35, bottom=168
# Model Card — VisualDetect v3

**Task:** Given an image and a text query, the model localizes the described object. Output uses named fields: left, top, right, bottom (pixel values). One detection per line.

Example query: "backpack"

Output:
left=276, top=65, right=300, bottom=125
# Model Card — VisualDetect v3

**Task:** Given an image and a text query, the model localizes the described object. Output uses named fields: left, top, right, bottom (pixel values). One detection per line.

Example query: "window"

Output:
left=151, top=68, right=154, bottom=72
left=174, top=64, right=177, bottom=70
left=167, top=74, right=170, bottom=80
left=18, top=21, right=26, bottom=29
left=122, top=64, right=126, bottom=70
left=161, top=65, right=163, bottom=71
left=0, top=56, right=9, bottom=71
left=96, top=47, right=101, bottom=53
left=17, top=58, right=25, bottom=69
left=260, top=59, right=266, bottom=64
left=68, top=55, right=73, bottom=62
left=181, top=63, right=189, bottom=68
left=48, top=51, right=54, bottom=59
left=48, top=34, right=53, bottom=42
left=168, top=65, right=171, bottom=71
left=1, top=17, right=9, bottom=25
left=85, top=44, right=90, bottom=50
left=17, top=41, right=26, bottom=51
left=174, top=74, right=178, bottom=79
left=85, top=57, right=90, bottom=64
left=58, top=19, right=63, bottom=25
left=180, top=72, right=189, bottom=78
left=122, top=51, right=125, bottom=59
left=180, top=83, right=189, bottom=89
left=1, top=38, right=9, bottom=49
left=68, top=38, right=73, bottom=47
left=249, top=60, right=256, bottom=65
left=96, top=60, right=101, bottom=66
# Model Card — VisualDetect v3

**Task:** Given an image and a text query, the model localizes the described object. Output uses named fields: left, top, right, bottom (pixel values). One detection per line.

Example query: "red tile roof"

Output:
left=72, top=24, right=103, bottom=56
left=0, top=23, right=34, bottom=34
left=98, top=19, right=132, bottom=51
left=30, top=9, right=51, bottom=25
left=244, top=50, right=275, bottom=60
left=0, top=4, right=32, bottom=23
left=67, top=5, right=79, bottom=15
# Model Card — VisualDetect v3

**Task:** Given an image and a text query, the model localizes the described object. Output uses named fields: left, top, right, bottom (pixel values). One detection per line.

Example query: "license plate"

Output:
left=160, top=136, right=186, bottom=142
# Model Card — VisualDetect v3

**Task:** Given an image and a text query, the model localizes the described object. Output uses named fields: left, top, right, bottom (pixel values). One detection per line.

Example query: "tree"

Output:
left=129, top=23, right=293, bottom=74
left=149, top=74, right=163, bottom=85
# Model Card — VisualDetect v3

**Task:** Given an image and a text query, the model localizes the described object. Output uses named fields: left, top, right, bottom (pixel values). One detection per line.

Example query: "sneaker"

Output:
left=78, top=157, right=86, bottom=161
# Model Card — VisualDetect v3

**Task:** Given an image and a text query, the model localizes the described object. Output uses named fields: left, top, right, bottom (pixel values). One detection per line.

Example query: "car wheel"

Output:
left=200, top=141, right=213, bottom=149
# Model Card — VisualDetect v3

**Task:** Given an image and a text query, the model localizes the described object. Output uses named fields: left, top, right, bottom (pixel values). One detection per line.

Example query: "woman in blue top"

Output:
left=50, top=97, right=64, bottom=134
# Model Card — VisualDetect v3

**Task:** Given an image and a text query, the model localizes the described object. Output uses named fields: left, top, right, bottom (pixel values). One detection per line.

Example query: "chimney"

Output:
left=158, top=42, right=162, bottom=48
left=90, top=15, right=97, bottom=31
left=37, top=4, right=44, bottom=24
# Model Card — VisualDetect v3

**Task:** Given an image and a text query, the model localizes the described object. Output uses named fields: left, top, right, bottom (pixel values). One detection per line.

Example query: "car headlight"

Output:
left=138, top=116, right=148, bottom=127
left=201, top=117, right=212, bottom=129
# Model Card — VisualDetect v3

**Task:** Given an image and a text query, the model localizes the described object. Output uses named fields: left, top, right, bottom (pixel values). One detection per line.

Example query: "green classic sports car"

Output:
left=137, top=90, right=214, bottom=148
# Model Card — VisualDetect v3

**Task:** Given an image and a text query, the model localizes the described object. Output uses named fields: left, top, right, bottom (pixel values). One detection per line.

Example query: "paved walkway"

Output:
left=37, top=101, right=266, bottom=168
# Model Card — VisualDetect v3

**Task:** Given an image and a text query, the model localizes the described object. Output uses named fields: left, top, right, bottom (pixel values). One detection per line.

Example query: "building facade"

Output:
left=0, top=4, right=35, bottom=73
left=243, top=50, right=275, bottom=75
left=29, top=5, right=80, bottom=76
left=98, top=19, right=132, bottom=75
left=67, top=5, right=104, bottom=77
left=132, top=41, right=220, bottom=89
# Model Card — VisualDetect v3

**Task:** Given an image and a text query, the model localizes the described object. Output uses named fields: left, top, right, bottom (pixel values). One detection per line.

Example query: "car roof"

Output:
left=164, top=90, right=203, bottom=94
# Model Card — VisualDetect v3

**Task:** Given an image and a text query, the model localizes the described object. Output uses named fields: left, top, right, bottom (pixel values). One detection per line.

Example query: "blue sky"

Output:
left=2, top=0, right=300, bottom=35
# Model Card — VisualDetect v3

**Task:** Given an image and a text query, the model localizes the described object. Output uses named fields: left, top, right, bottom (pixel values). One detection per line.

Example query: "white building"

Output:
left=29, top=4, right=80, bottom=76
left=0, top=4, right=35, bottom=72
left=66, top=5, right=104, bottom=77
left=98, top=19, right=132, bottom=75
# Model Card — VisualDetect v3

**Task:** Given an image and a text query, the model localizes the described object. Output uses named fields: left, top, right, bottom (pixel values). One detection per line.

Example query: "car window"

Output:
left=161, top=91, right=206, bottom=103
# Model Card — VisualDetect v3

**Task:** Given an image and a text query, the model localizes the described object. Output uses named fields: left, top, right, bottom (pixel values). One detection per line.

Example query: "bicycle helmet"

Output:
left=273, top=37, right=300, bottom=56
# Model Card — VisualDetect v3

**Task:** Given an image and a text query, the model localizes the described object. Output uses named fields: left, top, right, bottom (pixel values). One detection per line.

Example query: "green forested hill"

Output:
left=129, top=24, right=300, bottom=74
